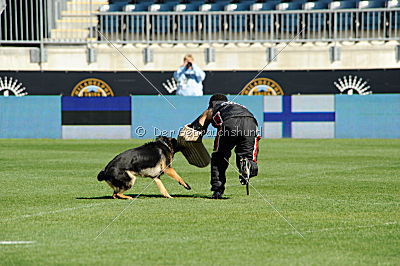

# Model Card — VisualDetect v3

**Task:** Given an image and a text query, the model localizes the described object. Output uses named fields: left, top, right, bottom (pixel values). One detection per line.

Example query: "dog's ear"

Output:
left=170, top=138, right=181, bottom=153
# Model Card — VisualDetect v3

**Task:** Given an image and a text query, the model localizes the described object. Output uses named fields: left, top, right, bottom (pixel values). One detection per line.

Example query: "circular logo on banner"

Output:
left=71, top=78, right=114, bottom=97
left=0, top=76, right=28, bottom=96
left=334, top=75, right=372, bottom=95
left=241, top=78, right=284, bottom=95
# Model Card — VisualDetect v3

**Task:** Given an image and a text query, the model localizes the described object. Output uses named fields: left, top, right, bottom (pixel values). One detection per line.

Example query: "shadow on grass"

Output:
left=76, top=194, right=229, bottom=200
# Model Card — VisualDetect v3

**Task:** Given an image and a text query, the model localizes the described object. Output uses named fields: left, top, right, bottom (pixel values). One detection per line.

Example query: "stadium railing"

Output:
left=96, top=8, right=400, bottom=43
left=0, top=0, right=399, bottom=45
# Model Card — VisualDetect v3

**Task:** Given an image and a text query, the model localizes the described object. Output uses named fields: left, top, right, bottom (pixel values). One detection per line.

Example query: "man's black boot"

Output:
left=211, top=191, right=223, bottom=199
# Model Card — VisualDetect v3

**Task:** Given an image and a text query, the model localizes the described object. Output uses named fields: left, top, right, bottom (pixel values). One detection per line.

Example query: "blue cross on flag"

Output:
left=263, top=96, right=336, bottom=138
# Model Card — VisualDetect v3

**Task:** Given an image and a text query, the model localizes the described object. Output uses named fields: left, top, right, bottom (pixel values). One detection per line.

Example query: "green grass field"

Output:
left=0, top=139, right=399, bottom=265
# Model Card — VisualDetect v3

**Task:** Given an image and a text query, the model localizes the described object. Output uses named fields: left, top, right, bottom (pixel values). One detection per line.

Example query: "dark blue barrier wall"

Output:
left=131, top=95, right=264, bottom=138
left=335, top=94, right=400, bottom=138
left=0, top=96, right=61, bottom=138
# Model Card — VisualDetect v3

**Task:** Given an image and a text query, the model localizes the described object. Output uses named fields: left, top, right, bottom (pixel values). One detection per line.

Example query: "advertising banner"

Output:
left=0, top=69, right=399, bottom=97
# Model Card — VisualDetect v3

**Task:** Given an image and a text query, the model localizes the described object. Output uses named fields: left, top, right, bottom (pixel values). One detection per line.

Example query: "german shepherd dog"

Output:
left=97, top=136, right=191, bottom=199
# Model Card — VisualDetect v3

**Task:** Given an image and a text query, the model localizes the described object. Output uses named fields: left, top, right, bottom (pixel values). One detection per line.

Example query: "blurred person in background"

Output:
left=173, top=54, right=206, bottom=96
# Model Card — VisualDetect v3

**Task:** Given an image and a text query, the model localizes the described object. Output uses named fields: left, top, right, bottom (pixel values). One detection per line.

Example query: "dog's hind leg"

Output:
left=164, top=168, right=191, bottom=190
left=112, top=192, right=133, bottom=200
left=111, top=171, right=137, bottom=200
left=106, top=181, right=131, bottom=200
left=154, top=178, right=173, bottom=199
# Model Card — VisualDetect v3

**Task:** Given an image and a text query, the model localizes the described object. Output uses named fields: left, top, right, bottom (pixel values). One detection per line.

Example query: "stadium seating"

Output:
left=225, top=3, right=253, bottom=32
left=124, top=3, right=153, bottom=34
left=97, top=0, right=395, bottom=41
left=101, top=0, right=395, bottom=13
left=98, top=2, right=128, bottom=35
left=358, top=0, right=386, bottom=31
left=304, top=1, right=330, bottom=33
left=149, top=3, right=177, bottom=34
left=276, top=2, right=305, bottom=32
left=251, top=2, right=278, bottom=33
left=175, top=2, right=204, bottom=33
left=387, top=0, right=400, bottom=31
left=199, top=1, right=230, bottom=33
left=328, top=1, right=359, bottom=32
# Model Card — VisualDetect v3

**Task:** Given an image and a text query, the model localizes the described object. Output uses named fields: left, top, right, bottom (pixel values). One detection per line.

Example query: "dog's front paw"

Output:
left=184, top=183, right=191, bottom=190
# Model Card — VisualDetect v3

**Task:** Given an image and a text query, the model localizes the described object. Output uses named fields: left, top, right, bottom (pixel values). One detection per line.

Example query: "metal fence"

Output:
left=0, top=0, right=96, bottom=44
left=96, top=9, right=400, bottom=43
left=0, top=0, right=399, bottom=45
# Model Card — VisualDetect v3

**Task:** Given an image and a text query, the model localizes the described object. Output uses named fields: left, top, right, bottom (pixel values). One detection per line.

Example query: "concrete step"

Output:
left=66, top=1, right=108, bottom=12
left=50, top=28, right=90, bottom=40
left=56, top=18, right=99, bottom=29
left=61, top=10, right=92, bottom=16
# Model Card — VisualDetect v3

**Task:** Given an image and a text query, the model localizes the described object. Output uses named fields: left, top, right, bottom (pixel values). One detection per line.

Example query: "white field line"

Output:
left=0, top=202, right=114, bottom=222
left=114, top=221, right=398, bottom=243
left=282, top=221, right=398, bottom=236
left=17, top=221, right=397, bottom=247
left=0, top=241, right=36, bottom=245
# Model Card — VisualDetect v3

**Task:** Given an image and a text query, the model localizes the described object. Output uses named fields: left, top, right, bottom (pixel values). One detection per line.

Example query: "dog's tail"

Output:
left=97, top=169, right=107, bottom=181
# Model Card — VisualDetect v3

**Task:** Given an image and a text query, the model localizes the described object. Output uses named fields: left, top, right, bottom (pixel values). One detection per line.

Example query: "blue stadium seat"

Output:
left=175, top=3, right=203, bottom=33
left=387, top=0, right=400, bottom=7
left=358, top=1, right=386, bottom=31
left=225, top=3, right=253, bottom=32
left=175, top=3, right=202, bottom=11
left=303, top=1, right=330, bottom=10
left=276, top=2, right=304, bottom=11
left=250, top=2, right=278, bottom=11
left=200, top=2, right=230, bottom=33
left=149, top=3, right=177, bottom=11
left=329, top=1, right=358, bottom=31
left=251, top=2, right=278, bottom=33
left=387, top=0, right=400, bottom=31
left=125, top=3, right=153, bottom=11
left=149, top=3, right=178, bottom=34
left=199, top=2, right=230, bottom=12
left=225, top=3, right=252, bottom=11
left=303, top=1, right=330, bottom=32
left=329, top=1, right=359, bottom=10
left=109, top=0, right=130, bottom=3
left=125, top=3, right=153, bottom=34
left=98, top=3, right=127, bottom=33
left=276, top=2, right=304, bottom=32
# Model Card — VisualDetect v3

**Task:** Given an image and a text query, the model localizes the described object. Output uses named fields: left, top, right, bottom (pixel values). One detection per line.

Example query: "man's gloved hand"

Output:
left=189, top=120, right=203, bottom=132
left=189, top=118, right=208, bottom=136
left=239, top=158, right=258, bottom=185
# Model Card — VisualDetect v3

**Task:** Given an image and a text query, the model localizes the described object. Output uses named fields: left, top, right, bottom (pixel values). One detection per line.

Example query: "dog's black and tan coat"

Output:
left=97, top=136, right=191, bottom=199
